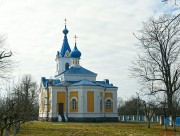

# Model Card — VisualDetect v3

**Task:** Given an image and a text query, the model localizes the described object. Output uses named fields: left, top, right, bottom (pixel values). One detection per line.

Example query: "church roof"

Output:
left=41, top=77, right=61, bottom=88
left=70, top=79, right=117, bottom=88
left=41, top=77, right=117, bottom=88
left=70, top=79, right=98, bottom=86
left=95, top=81, right=117, bottom=88
left=55, top=66, right=97, bottom=77
left=59, top=25, right=71, bottom=57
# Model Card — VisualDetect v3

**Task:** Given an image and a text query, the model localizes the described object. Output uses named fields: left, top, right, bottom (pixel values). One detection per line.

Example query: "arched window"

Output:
left=100, top=99, right=102, bottom=111
left=65, top=63, right=69, bottom=70
left=106, top=99, right=111, bottom=110
left=72, top=98, right=76, bottom=109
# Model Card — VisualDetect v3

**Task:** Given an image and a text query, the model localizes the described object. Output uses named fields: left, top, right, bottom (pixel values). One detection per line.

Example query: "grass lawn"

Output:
left=17, top=121, right=180, bottom=136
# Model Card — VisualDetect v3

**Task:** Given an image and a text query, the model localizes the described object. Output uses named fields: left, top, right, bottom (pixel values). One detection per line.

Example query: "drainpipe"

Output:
left=65, top=85, right=68, bottom=118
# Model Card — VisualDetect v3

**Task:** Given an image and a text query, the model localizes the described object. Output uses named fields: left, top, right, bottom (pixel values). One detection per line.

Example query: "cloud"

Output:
left=0, top=0, right=171, bottom=98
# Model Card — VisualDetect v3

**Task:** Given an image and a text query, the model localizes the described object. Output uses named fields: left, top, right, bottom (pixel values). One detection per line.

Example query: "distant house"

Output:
left=39, top=22, right=118, bottom=122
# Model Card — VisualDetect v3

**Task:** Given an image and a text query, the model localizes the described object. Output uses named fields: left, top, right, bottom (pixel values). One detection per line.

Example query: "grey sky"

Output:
left=0, top=0, right=174, bottom=99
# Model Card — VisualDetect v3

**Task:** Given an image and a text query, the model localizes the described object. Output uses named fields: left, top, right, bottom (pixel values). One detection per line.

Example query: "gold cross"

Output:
left=74, top=35, right=78, bottom=43
left=64, top=18, right=67, bottom=25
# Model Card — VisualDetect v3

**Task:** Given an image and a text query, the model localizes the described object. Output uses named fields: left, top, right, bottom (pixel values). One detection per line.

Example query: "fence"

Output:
left=119, top=115, right=180, bottom=126
left=119, top=115, right=158, bottom=122
left=175, top=117, right=180, bottom=126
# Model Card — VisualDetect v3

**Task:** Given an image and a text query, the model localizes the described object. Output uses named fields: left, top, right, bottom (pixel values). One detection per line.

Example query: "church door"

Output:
left=58, top=103, right=64, bottom=115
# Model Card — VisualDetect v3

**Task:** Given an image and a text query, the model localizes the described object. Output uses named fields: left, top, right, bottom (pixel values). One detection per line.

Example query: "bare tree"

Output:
left=0, top=36, right=13, bottom=81
left=162, top=0, right=179, bottom=6
left=0, top=35, right=14, bottom=136
left=118, top=96, right=144, bottom=116
left=142, top=100, right=157, bottom=128
left=117, top=97, right=124, bottom=116
left=0, top=74, right=38, bottom=136
left=11, top=74, right=38, bottom=132
left=131, top=14, right=180, bottom=131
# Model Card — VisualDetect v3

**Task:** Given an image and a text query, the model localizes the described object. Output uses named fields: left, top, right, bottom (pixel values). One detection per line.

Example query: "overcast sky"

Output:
left=0, top=0, right=177, bottom=99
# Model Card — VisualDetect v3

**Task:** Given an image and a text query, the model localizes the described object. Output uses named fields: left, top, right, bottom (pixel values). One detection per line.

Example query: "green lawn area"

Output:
left=17, top=121, right=180, bottom=136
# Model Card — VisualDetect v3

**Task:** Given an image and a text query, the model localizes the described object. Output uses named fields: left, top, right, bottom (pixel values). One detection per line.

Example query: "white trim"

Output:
left=70, top=96, right=78, bottom=101
left=105, top=97, right=113, bottom=101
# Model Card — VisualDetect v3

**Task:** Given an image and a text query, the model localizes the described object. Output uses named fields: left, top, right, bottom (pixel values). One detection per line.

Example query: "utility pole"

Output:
left=136, top=92, right=139, bottom=122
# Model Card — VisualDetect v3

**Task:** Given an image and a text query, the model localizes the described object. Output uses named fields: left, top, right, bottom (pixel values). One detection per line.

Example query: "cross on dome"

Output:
left=64, top=18, right=67, bottom=25
left=70, top=35, right=81, bottom=58
left=59, top=18, right=71, bottom=57
left=74, top=35, right=78, bottom=44
left=63, top=18, right=69, bottom=35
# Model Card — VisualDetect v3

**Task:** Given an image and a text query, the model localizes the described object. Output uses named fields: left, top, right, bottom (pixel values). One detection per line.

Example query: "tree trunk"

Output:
left=13, top=123, right=20, bottom=136
left=172, top=120, right=176, bottom=132
left=147, top=118, right=150, bottom=128
left=0, top=129, right=3, bottom=136
left=167, top=92, right=172, bottom=113
left=167, top=93, right=177, bottom=131
left=5, top=127, right=10, bottom=136
left=164, top=124, right=167, bottom=130
left=164, top=116, right=167, bottom=130
left=164, top=122, right=167, bottom=130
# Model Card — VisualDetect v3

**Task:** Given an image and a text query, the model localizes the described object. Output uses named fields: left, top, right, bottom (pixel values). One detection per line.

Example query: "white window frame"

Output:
left=106, top=99, right=111, bottom=110
left=72, top=98, right=76, bottom=110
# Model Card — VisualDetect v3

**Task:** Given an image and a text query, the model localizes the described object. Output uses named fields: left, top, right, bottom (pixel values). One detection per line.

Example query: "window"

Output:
left=72, top=98, right=76, bottom=109
left=106, top=99, right=111, bottom=110
left=100, top=99, right=102, bottom=111
left=65, top=63, right=69, bottom=70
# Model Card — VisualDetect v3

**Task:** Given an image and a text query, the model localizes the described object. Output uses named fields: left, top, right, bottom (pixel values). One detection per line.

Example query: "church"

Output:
left=39, top=21, right=118, bottom=122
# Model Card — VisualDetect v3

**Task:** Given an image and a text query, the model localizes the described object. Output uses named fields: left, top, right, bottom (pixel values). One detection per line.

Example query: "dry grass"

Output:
left=16, top=121, right=180, bottom=136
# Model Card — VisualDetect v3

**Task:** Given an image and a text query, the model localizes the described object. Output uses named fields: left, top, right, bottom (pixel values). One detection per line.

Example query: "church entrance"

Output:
left=58, top=103, right=64, bottom=115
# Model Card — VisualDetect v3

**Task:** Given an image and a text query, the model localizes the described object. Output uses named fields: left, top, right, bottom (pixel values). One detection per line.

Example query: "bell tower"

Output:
left=55, top=19, right=72, bottom=75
